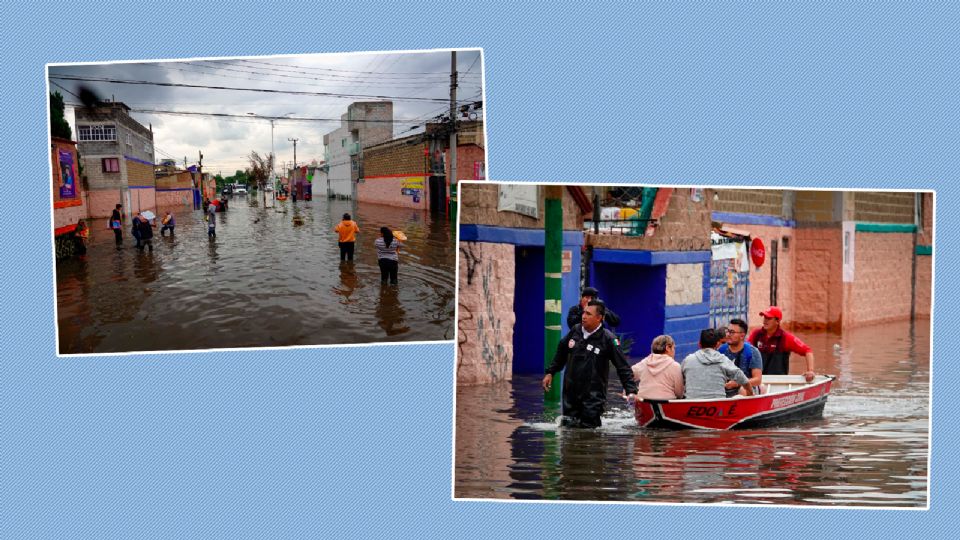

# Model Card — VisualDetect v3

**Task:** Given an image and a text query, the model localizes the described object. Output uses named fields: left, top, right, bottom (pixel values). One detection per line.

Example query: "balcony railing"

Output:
left=584, top=218, right=656, bottom=237
left=348, top=142, right=361, bottom=155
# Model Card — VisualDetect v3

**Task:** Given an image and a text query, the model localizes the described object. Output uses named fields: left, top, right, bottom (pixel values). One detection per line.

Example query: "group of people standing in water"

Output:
left=334, top=213, right=403, bottom=286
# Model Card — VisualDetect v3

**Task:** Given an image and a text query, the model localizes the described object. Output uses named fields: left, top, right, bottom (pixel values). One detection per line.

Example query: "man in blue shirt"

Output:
left=718, top=318, right=763, bottom=396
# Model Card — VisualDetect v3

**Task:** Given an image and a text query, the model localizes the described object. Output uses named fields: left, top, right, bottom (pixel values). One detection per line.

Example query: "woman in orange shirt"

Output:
left=334, top=213, right=360, bottom=261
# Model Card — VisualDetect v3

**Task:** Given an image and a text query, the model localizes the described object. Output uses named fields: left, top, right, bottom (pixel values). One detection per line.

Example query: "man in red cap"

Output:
left=748, top=306, right=816, bottom=382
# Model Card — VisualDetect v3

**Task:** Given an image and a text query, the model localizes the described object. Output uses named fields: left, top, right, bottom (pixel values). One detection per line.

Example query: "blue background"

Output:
left=1, top=2, right=956, bottom=538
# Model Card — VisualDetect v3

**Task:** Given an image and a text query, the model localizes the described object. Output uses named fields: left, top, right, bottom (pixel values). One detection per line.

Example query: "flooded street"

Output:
left=56, top=195, right=455, bottom=353
left=455, top=319, right=930, bottom=506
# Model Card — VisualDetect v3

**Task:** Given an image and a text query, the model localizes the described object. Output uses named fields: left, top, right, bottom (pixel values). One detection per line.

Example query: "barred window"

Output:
left=78, top=124, right=117, bottom=141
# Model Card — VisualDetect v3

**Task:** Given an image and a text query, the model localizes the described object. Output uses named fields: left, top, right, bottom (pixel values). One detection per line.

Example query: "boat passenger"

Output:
left=631, top=335, right=684, bottom=400
left=718, top=319, right=764, bottom=396
left=681, top=328, right=754, bottom=400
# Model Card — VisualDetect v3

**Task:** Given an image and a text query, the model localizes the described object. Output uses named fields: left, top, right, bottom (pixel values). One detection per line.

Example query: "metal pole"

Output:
left=288, top=138, right=298, bottom=200
left=448, top=51, right=458, bottom=217
left=198, top=150, right=203, bottom=209
left=544, top=185, right=563, bottom=404
left=911, top=193, right=920, bottom=321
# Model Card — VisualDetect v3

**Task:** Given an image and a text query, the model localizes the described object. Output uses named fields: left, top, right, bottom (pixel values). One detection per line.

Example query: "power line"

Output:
left=235, top=55, right=483, bottom=77
left=194, top=59, right=480, bottom=85
left=49, top=74, right=454, bottom=103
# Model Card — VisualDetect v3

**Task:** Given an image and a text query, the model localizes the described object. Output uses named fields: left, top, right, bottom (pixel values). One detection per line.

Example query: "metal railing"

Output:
left=583, top=217, right=656, bottom=236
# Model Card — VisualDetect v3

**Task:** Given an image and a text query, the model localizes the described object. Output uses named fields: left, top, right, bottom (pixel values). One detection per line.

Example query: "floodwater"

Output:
left=455, top=319, right=930, bottom=506
left=56, top=195, right=455, bottom=353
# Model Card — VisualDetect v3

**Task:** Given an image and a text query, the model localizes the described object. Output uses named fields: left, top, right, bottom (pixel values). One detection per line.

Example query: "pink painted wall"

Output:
left=358, top=176, right=429, bottom=210
left=743, top=224, right=797, bottom=331
left=916, top=254, right=932, bottom=318
left=793, top=227, right=844, bottom=330
left=128, top=188, right=157, bottom=215
left=156, top=190, right=194, bottom=208
left=86, top=189, right=124, bottom=219
left=844, top=232, right=915, bottom=327
left=457, top=241, right=516, bottom=385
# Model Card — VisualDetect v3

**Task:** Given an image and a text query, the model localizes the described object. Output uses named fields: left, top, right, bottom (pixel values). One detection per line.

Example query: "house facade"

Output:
left=75, top=101, right=156, bottom=217
left=322, top=101, right=393, bottom=199
left=51, top=137, right=88, bottom=259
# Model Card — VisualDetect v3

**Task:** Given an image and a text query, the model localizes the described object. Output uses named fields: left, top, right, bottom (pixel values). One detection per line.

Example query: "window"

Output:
left=102, top=158, right=120, bottom=173
left=78, top=124, right=117, bottom=142
left=144, top=141, right=151, bottom=153
left=342, top=138, right=346, bottom=147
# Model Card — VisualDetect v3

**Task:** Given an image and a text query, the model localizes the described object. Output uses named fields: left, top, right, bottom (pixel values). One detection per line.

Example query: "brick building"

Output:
left=154, top=160, right=197, bottom=208
left=75, top=100, right=156, bottom=218
left=322, top=102, right=393, bottom=199
left=51, top=137, right=88, bottom=258
left=457, top=183, right=712, bottom=385
left=712, top=189, right=933, bottom=330
left=457, top=185, right=934, bottom=386
left=360, top=120, right=485, bottom=210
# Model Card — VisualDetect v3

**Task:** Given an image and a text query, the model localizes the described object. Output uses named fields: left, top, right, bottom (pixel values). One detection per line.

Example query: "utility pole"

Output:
left=197, top=150, right=204, bottom=210
left=288, top=138, right=298, bottom=201
left=448, top=51, right=458, bottom=218
left=544, top=185, right=564, bottom=405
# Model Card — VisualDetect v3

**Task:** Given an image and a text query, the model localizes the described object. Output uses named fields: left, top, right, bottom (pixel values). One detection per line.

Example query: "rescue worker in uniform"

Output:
left=566, top=286, right=621, bottom=329
left=748, top=306, right=816, bottom=383
left=543, top=300, right=637, bottom=428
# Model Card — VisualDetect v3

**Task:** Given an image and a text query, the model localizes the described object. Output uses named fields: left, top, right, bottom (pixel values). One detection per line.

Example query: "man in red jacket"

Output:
left=748, top=306, right=816, bottom=383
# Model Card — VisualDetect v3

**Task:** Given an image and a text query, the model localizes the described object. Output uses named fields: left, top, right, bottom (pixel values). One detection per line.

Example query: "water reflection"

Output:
left=56, top=198, right=455, bottom=353
left=455, top=319, right=930, bottom=506
left=375, top=284, right=409, bottom=337
left=333, top=261, right=361, bottom=304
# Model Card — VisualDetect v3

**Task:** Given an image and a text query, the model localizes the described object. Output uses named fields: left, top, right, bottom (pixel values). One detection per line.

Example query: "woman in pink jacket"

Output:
left=631, top=335, right=684, bottom=400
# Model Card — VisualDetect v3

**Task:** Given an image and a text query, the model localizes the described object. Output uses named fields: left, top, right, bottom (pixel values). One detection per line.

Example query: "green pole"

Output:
left=449, top=180, right=458, bottom=232
left=544, top=185, right=563, bottom=404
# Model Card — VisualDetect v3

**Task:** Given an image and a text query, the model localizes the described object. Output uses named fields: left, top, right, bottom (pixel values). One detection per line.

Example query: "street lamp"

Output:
left=247, top=112, right=294, bottom=178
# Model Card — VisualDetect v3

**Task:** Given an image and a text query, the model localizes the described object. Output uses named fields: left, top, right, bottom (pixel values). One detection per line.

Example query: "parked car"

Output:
left=236, top=186, right=247, bottom=194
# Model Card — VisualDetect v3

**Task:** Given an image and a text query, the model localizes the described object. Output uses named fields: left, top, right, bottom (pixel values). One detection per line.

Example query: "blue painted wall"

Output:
left=460, top=225, right=583, bottom=374
left=560, top=247, right=582, bottom=335
left=587, top=249, right=712, bottom=361
left=513, top=246, right=545, bottom=374
left=590, top=261, right=666, bottom=359
left=513, top=244, right=582, bottom=374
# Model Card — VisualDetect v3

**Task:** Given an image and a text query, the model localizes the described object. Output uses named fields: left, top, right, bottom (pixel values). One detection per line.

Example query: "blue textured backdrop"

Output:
left=1, top=2, right=956, bottom=538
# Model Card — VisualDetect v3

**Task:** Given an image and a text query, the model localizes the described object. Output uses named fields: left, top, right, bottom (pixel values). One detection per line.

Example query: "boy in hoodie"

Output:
left=681, top=329, right=754, bottom=399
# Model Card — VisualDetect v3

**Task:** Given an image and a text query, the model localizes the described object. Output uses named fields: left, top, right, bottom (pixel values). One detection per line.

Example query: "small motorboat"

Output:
left=635, top=375, right=835, bottom=430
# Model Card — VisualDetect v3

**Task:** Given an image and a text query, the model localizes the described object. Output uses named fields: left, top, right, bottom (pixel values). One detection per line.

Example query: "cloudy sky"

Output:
left=48, top=49, right=483, bottom=176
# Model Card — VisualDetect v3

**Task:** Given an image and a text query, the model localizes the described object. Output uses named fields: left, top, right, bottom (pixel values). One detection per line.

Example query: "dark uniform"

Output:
left=566, top=304, right=621, bottom=329
left=546, top=324, right=638, bottom=428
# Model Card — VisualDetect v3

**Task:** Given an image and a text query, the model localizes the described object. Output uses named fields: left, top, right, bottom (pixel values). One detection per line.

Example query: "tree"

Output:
left=248, top=151, right=273, bottom=206
left=50, top=91, right=72, bottom=140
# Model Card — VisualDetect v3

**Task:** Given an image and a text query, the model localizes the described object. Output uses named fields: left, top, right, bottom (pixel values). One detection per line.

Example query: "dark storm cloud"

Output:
left=48, top=49, right=483, bottom=173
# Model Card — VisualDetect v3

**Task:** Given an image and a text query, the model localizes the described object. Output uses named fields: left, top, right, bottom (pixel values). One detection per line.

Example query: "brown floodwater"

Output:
left=56, top=195, right=455, bottom=353
left=455, top=319, right=930, bottom=506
